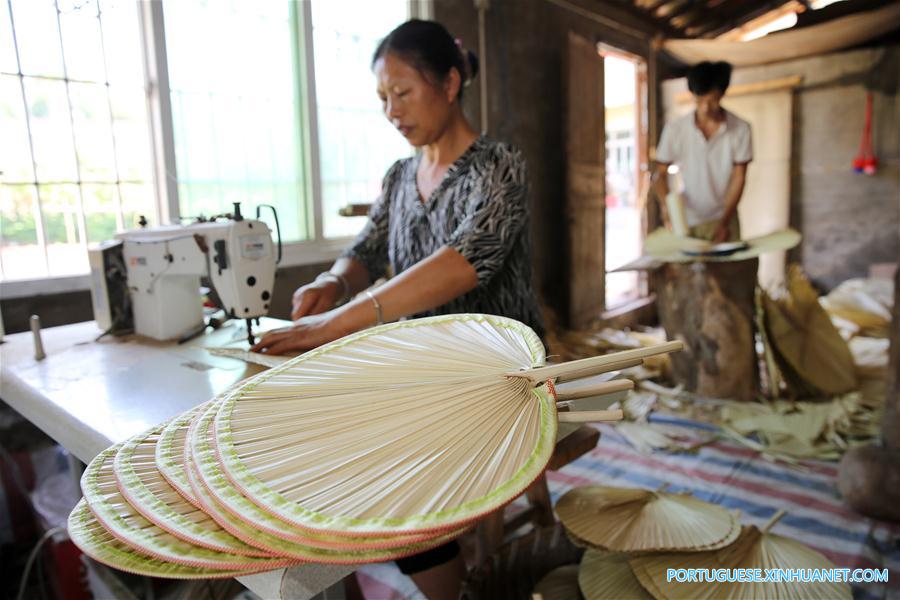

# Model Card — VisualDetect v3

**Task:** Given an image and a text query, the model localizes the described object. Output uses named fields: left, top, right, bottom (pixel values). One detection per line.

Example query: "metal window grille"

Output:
left=0, top=0, right=153, bottom=281
left=1, top=0, right=427, bottom=287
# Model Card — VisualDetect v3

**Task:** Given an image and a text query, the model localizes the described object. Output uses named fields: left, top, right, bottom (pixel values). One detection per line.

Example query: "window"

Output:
left=0, top=0, right=154, bottom=282
left=310, top=0, right=410, bottom=239
left=1, top=0, right=422, bottom=293
left=163, top=1, right=309, bottom=242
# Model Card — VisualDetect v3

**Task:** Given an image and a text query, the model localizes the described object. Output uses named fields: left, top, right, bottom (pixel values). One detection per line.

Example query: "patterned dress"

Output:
left=342, top=135, right=545, bottom=338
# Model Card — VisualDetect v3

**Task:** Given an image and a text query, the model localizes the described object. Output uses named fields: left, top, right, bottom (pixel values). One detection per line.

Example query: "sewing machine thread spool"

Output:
left=30, top=314, right=46, bottom=360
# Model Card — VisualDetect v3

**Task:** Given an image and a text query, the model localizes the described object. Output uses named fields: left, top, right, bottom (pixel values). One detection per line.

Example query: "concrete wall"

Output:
left=436, top=0, right=661, bottom=321
left=661, top=45, right=900, bottom=291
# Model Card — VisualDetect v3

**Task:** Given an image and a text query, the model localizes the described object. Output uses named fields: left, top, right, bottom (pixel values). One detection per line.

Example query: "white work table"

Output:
left=0, top=319, right=353, bottom=599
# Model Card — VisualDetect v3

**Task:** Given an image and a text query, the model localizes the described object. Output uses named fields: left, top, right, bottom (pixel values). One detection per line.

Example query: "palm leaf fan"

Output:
left=113, top=419, right=273, bottom=557
left=67, top=499, right=265, bottom=580
left=578, top=549, right=652, bottom=600
left=556, top=485, right=739, bottom=553
left=156, top=403, right=207, bottom=507
left=761, top=266, right=857, bottom=395
left=212, top=314, right=680, bottom=536
left=643, top=228, right=801, bottom=263
left=629, top=511, right=852, bottom=600
left=187, top=399, right=468, bottom=561
left=79, top=439, right=297, bottom=571
left=533, top=565, right=581, bottom=600
left=644, top=228, right=713, bottom=256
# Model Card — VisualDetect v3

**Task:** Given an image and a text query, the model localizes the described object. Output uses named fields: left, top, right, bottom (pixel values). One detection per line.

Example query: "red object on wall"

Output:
left=852, top=93, right=878, bottom=175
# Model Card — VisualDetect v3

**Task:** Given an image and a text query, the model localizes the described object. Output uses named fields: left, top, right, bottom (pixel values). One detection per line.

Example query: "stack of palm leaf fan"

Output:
left=555, top=486, right=851, bottom=599
left=67, top=314, right=682, bottom=578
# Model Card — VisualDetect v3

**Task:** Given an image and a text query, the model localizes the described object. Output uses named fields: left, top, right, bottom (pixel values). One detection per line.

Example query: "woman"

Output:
left=252, top=19, right=543, bottom=599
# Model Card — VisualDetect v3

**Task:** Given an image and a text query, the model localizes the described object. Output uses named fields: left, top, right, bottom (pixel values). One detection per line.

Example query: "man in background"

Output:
left=654, top=61, right=752, bottom=243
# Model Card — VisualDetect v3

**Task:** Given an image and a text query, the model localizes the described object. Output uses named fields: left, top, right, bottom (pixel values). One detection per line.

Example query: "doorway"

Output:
left=601, top=47, right=648, bottom=309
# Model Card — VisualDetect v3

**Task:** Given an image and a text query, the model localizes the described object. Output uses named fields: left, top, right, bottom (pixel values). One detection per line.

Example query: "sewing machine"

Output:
left=95, top=203, right=280, bottom=345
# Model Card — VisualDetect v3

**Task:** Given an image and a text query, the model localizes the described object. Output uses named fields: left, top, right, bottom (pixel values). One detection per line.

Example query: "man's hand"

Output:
left=712, top=222, right=730, bottom=243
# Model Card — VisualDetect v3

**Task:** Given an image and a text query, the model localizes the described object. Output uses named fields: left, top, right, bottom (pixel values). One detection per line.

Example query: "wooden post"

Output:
left=565, top=32, right=605, bottom=328
left=656, top=259, right=760, bottom=402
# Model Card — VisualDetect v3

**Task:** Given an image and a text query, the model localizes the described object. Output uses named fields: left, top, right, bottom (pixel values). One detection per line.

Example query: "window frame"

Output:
left=0, top=0, right=433, bottom=300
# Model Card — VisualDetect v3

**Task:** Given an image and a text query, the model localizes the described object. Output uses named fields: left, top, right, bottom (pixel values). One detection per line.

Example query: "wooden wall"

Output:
left=436, top=0, right=666, bottom=325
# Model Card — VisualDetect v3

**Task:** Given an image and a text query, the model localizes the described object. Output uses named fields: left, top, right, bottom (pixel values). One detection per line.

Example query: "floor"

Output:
left=355, top=414, right=900, bottom=599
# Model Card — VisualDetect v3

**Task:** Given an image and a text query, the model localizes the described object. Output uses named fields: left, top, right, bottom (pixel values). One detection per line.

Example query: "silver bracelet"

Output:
left=316, top=271, right=349, bottom=303
left=365, top=290, right=384, bottom=325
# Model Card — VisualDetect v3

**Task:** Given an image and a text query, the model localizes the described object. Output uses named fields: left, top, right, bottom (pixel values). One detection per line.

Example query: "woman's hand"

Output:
left=291, top=279, right=341, bottom=320
left=251, top=312, right=345, bottom=355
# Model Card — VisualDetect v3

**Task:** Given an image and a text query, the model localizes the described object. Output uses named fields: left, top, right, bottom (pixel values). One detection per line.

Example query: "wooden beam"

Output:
left=672, top=6, right=708, bottom=30
left=700, top=0, right=794, bottom=38
left=595, top=0, right=685, bottom=39
left=691, top=18, right=728, bottom=38
left=659, top=0, right=694, bottom=20
left=645, top=0, right=673, bottom=14
left=546, top=0, right=659, bottom=39
left=716, top=0, right=804, bottom=41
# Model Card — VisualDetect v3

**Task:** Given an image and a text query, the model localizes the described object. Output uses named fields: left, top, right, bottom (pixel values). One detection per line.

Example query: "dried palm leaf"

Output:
left=213, top=315, right=679, bottom=537
left=761, top=267, right=857, bottom=396
left=848, top=336, right=890, bottom=377
left=620, top=391, right=659, bottom=422
left=578, top=550, right=651, bottom=600
left=556, top=486, right=739, bottom=553
left=614, top=422, right=682, bottom=454
left=68, top=499, right=261, bottom=580
left=629, top=511, right=852, bottom=600
left=718, top=392, right=883, bottom=461
left=533, top=564, right=581, bottom=600
left=723, top=403, right=828, bottom=446
left=820, top=277, right=893, bottom=338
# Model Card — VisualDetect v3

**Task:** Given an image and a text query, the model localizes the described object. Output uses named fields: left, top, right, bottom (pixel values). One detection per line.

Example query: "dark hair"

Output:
left=372, top=19, right=479, bottom=101
left=687, top=61, right=732, bottom=96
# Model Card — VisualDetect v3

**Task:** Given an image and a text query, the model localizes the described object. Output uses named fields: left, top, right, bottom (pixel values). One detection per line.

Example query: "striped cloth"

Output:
left=358, top=415, right=900, bottom=599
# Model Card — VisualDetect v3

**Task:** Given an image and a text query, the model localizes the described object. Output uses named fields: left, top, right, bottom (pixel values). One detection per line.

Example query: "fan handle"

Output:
left=508, top=341, right=684, bottom=384
left=557, top=409, right=624, bottom=423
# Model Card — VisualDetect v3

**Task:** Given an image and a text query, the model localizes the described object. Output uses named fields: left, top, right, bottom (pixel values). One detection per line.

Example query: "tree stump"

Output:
left=656, top=259, right=760, bottom=402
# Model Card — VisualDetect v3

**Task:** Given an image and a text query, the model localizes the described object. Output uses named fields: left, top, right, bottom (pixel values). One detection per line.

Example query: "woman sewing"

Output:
left=252, top=19, right=543, bottom=599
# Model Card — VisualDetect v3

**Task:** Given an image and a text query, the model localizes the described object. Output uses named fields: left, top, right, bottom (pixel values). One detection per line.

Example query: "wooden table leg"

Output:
left=524, top=476, right=555, bottom=527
